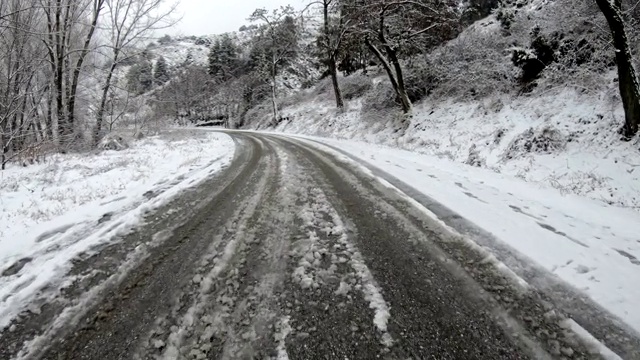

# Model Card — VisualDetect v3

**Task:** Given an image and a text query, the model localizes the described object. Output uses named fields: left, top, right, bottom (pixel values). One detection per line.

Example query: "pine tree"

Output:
left=138, top=59, right=153, bottom=93
left=126, top=64, right=142, bottom=93
left=184, top=50, right=194, bottom=66
left=208, top=34, right=239, bottom=81
left=154, top=56, right=169, bottom=85
left=126, top=58, right=154, bottom=94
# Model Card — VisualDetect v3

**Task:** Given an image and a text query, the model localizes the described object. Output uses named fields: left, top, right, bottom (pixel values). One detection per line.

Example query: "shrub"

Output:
left=340, top=74, right=374, bottom=100
left=403, top=63, right=439, bottom=103
left=362, top=82, right=398, bottom=113
left=503, top=127, right=567, bottom=160
left=423, top=28, right=515, bottom=99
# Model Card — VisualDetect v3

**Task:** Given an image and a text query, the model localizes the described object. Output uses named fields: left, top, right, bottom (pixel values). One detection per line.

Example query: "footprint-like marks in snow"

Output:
left=536, top=222, right=589, bottom=248
left=508, top=205, right=543, bottom=221
left=613, top=249, right=640, bottom=265
left=462, top=192, right=488, bottom=204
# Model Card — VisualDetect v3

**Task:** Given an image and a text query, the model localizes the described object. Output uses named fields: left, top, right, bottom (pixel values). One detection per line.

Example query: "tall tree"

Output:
left=0, top=0, right=47, bottom=168
left=306, top=0, right=350, bottom=109
left=346, top=0, right=457, bottom=115
left=596, top=0, right=640, bottom=138
left=95, top=0, right=176, bottom=142
left=41, top=0, right=106, bottom=147
left=154, top=56, right=169, bottom=85
left=207, top=34, right=240, bottom=82
left=249, top=6, right=299, bottom=124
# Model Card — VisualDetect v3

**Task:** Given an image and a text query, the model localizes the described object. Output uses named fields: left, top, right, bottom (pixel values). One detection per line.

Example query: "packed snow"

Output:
left=0, top=130, right=234, bottom=328
left=283, top=133, right=640, bottom=335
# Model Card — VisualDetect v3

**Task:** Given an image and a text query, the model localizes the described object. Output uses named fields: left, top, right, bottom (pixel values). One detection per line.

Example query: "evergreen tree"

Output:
left=208, top=34, right=239, bottom=81
left=154, top=56, right=170, bottom=85
left=138, top=59, right=153, bottom=93
left=126, top=57, right=154, bottom=94
left=184, top=50, right=194, bottom=66
left=126, top=64, right=142, bottom=93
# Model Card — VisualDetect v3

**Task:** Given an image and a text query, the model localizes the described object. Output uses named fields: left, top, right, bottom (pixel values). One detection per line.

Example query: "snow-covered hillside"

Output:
left=265, top=82, right=640, bottom=211
left=242, top=1, right=639, bottom=211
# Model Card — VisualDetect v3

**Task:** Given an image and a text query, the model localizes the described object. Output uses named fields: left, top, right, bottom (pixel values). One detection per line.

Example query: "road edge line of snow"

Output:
left=563, top=319, right=623, bottom=360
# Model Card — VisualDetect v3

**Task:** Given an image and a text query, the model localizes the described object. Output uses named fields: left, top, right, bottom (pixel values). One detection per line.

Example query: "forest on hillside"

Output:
left=2, top=0, right=640, bottom=170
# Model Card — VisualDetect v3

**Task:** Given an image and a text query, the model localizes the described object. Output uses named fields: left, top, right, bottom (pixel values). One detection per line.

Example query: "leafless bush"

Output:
left=340, top=74, right=374, bottom=100
left=503, top=127, right=567, bottom=160
left=416, top=28, right=516, bottom=100
left=362, top=83, right=398, bottom=113
left=243, top=101, right=273, bottom=129
left=517, top=0, right=615, bottom=92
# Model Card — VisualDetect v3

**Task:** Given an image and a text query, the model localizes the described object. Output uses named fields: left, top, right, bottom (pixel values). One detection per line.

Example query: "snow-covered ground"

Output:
left=0, top=130, right=234, bottom=328
left=287, top=133, right=640, bottom=335
left=273, top=86, right=640, bottom=211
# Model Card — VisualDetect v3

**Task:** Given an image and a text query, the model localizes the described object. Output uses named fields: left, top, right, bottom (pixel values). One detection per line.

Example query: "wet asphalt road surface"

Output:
left=0, top=131, right=637, bottom=360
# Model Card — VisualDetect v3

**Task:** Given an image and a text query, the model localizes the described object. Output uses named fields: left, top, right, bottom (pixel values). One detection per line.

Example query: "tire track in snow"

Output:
left=276, top=140, right=395, bottom=358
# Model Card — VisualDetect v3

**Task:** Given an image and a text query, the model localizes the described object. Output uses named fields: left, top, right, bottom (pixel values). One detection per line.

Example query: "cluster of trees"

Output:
left=169, top=0, right=638, bottom=138
left=154, top=5, right=302, bottom=127
left=4, top=0, right=636, bottom=170
left=0, top=0, right=174, bottom=169
left=311, top=0, right=640, bottom=138
left=155, top=0, right=462, bottom=127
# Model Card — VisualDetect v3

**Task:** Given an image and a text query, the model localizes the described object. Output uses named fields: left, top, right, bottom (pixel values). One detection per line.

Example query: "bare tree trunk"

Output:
left=323, top=0, right=344, bottom=109
left=271, top=55, right=279, bottom=124
left=385, top=44, right=412, bottom=114
left=364, top=6, right=413, bottom=115
left=96, top=61, right=117, bottom=143
left=596, top=0, right=640, bottom=138
left=329, top=57, right=344, bottom=109
left=365, top=39, right=412, bottom=114
left=66, top=0, right=104, bottom=145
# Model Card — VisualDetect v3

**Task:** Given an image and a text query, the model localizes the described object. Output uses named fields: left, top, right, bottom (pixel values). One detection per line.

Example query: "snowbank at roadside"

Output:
left=0, top=130, right=234, bottom=328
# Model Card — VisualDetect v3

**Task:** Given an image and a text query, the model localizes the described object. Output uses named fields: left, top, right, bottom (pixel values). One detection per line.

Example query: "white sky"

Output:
left=166, top=0, right=306, bottom=36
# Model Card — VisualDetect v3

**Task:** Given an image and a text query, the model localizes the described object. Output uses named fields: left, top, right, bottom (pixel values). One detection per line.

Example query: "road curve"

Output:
left=0, top=132, right=627, bottom=359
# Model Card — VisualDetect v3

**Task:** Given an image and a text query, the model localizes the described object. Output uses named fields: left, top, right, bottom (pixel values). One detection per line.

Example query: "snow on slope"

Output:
left=288, top=134, right=640, bottom=335
left=270, top=86, right=640, bottom=211
left=0, top=130, right=234, bottom=328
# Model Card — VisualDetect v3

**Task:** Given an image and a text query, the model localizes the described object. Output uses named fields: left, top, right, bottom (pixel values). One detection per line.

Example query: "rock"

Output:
left=193, top=275, right=203, bottom=284
left=153, top=339, right=165, bottom=349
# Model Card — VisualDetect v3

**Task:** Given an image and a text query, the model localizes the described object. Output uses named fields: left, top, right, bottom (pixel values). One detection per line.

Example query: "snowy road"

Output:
left=0, top=132, right=636, bottom=359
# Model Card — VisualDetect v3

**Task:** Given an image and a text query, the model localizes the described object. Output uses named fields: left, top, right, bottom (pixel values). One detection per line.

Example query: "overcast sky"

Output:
left=166, top=0, right=306, bottom=36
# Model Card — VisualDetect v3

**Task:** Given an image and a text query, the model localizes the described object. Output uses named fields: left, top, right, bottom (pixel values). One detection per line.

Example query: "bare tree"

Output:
left=596, top=0, right=640, bottom=138
left=95, top=0, right=176, bottom=143
left=0, top=0, right=48, bottom=169
left=40, top=0, right=106, bottom=147
left=249, top=6, right=299, bottom=124
left=347, top=0, right=456, bottom=115
left=305, top=0, right=351, bottom=109
left=154, top=65, right=210, bottom=125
